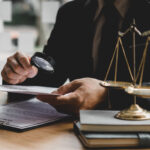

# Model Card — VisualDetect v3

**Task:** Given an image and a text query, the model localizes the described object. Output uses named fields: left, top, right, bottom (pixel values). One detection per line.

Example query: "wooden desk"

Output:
left=0, top=120, right=84, bottom=150
left=0, top=120, right=150, bottom=150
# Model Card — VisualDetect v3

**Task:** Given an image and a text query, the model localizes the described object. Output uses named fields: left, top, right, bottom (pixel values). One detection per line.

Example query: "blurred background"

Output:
left=0, top=0, right=72, bottom=84
left=0, top=0, right=71, bottom=104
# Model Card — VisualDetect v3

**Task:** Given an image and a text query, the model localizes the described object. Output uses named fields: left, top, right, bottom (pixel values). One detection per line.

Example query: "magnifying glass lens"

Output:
left=31, top=52, right=55, bottom=73
left=32, top=56, right=54, bottom=71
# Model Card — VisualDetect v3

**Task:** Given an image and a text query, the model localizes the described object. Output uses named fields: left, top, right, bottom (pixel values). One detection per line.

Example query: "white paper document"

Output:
left=0, top=85, right=60, bottom=95
left=0, top=98, right=68, bottom=131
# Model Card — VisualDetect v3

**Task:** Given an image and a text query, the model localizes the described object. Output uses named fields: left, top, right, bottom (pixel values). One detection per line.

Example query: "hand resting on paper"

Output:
left=1, top=52, right=38, bottom=84
left=37, top=78, right=108, bottom=115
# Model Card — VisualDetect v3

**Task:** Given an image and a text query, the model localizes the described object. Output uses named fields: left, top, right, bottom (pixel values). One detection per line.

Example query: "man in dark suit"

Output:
left=1, top=0, right=150, bottom=115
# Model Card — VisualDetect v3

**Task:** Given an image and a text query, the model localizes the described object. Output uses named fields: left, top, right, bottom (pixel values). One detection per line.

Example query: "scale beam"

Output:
left=100, top=19, right=150, bottom=120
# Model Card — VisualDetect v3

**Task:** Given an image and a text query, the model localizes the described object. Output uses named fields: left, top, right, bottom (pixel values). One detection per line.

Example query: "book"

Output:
left=0, top=85, right=60, bottom=95
left=0, top=98, right=69, bottom=131
left=80, top=110, right=150, bottom=132
left=74, top=121, right=150, bottom=148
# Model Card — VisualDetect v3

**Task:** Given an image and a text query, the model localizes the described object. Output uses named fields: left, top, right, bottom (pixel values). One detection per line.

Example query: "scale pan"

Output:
left=99, top=81, right=132, bottom=89
left=125, top=86, right=150, bottom=98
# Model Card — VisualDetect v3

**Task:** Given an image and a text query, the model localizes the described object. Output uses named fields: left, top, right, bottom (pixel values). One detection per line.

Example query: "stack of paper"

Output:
left=0, top=98, right=68, bottom=131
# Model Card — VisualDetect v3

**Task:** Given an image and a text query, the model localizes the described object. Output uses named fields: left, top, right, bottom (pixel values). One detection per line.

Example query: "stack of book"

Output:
left=73, top=110, right=150, bottom=148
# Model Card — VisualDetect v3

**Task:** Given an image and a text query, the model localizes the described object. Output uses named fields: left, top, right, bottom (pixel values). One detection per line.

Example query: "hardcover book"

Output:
left=80, top=110, right=150, bottom=132
left=74, top=121, right=150, bottom=148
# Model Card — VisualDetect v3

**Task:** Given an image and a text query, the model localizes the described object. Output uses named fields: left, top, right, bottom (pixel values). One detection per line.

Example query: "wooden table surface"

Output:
left=0, top=120, right=150, bottom=150
left=0, top=120, right=84, bottom=150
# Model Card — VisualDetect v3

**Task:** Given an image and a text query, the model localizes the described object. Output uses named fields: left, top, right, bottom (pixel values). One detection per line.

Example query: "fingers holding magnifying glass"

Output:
left=1, top=51, right=38, bottom=84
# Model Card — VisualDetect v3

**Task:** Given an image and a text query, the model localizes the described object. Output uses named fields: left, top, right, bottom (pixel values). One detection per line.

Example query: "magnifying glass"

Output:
left=31, top=52, right=55, bottom=73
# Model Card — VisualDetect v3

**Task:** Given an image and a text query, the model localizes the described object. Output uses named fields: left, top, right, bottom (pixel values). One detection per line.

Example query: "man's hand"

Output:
left=37, top=78, right=108, bottom=115
left=1, top=52, right=38, bottom=84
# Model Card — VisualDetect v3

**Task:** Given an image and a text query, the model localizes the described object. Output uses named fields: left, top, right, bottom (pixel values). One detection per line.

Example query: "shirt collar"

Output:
left=97, top=0, right=130, bottom=18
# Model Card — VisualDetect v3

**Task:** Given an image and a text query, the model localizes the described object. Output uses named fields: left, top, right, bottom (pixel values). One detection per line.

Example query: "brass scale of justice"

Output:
left=100, top=19, right=150, bottom=120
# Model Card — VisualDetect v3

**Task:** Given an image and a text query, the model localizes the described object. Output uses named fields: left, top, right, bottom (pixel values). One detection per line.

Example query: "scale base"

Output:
left=115, top=104, right=150, bottom=120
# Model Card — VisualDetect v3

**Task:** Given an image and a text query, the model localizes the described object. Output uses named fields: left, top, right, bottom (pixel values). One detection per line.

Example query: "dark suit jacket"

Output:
left=8, top=0, right=150, bottom=110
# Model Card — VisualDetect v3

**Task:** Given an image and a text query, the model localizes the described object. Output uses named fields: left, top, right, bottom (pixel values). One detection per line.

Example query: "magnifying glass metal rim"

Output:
left=31, top=52, right=55, bottom=73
